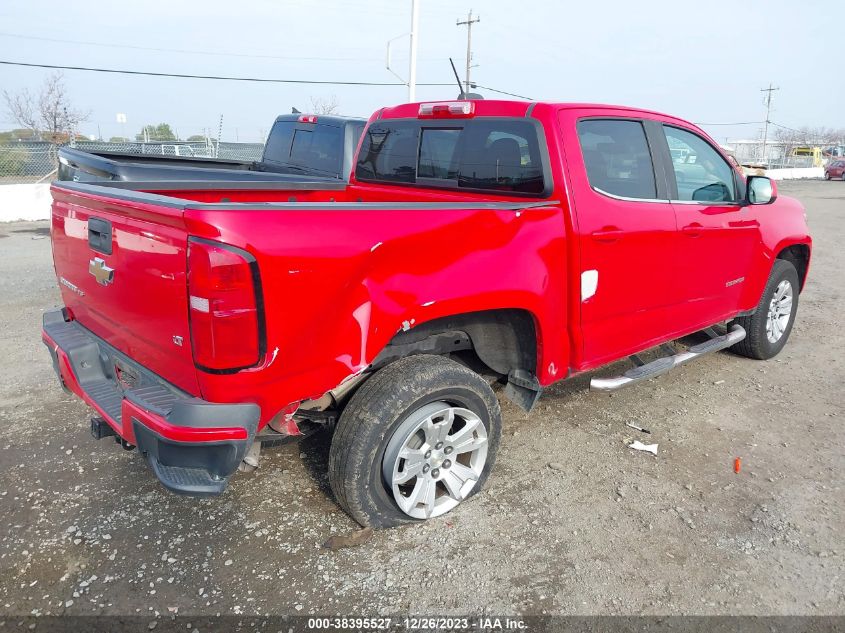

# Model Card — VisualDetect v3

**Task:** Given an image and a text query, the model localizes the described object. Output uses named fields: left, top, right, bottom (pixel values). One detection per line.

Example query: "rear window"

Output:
left=355, top=118, right=546, bottom=195
left=577, top=119, right=657, bottom=200
left=262, top=122, right=295, bottom=165
left=263, top=121, right=344, bottom=175
left=289, top=126, right=343, bottom=173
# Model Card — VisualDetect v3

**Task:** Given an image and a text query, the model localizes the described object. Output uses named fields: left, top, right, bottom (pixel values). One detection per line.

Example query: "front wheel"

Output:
left=731, top=259, right=800, bottom=360
left=328, top=354, right=501, bottom=528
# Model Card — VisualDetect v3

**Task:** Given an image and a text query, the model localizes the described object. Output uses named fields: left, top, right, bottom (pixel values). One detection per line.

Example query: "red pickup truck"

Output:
left=42, top=100, right=811, bottom=528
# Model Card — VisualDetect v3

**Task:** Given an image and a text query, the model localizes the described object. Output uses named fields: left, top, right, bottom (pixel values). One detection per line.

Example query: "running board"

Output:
left=590, top=324, right=746, bottom=392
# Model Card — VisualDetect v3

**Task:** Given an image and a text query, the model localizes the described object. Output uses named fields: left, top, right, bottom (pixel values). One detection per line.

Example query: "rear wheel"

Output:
left=328, top=354, right=501, bottom=528
left=731, top=259, right=800, bottom=360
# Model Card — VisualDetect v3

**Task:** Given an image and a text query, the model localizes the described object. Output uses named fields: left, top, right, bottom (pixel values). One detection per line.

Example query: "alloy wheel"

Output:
left=382, top=401, right=488, bottom=519
left=766, top=279, right=793, bottom=343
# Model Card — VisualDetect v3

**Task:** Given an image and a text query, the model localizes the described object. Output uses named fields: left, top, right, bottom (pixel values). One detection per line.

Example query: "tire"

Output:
left=328, top=354, right=502, bottom=528
left=841, top=172, right=845, bottom=181
left=825, top=172, right=831, bottom=180
left=731, top=259, right=800, bottom=360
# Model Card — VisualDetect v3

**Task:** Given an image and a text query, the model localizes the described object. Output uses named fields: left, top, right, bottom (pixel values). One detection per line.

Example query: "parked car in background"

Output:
left=824, top=159, right=845, bottom=180
left=42, top=99, right=811, bottom=528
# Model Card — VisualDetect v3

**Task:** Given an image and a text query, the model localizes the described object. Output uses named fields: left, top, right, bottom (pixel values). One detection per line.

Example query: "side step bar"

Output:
left=590, top=324, right=746, bottom=392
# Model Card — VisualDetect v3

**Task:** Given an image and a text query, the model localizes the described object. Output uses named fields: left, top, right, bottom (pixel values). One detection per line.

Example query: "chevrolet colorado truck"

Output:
left=42, top=99, right=811, bottom=528
left=58, top=114, right=366, bottom=183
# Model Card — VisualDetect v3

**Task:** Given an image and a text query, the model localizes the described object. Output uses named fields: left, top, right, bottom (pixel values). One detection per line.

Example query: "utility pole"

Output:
left=386, top=1, right=421, bottom=103
left=760, top=83, right=779, bottom=165
left=456, top=9, right=480, bottom=96
left=216, top=115, right=224, bottom=158
left=408, top=0, right=419, bottom=102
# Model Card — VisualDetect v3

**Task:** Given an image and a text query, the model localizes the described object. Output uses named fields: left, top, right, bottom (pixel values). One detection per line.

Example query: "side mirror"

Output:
left=692, top=182, right=731, bottom=202
left=746, top=175, right=777, bottom=205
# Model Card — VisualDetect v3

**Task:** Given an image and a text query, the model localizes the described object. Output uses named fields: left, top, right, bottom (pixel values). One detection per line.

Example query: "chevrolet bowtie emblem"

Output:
left=89, top=257, right=114, bottom=286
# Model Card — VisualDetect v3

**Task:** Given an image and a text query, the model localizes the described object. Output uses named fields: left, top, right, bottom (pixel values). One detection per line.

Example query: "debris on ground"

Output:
left=626, top=422, right=651, bottom=434
left=628, top=440, right=658, bottom=456
left=237, top=441, right=261, bottom=473
left=322, top=527, right=374, bottom=551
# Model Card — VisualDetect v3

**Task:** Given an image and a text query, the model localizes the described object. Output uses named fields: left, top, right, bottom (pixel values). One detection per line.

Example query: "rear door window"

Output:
left=355, top=118, right=547, bottom=195
left=576, top=119, right=658, bottom=200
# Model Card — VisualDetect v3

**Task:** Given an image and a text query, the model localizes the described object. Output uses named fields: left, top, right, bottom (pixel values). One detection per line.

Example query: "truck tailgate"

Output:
left=50, top=184, right=200, bottom=394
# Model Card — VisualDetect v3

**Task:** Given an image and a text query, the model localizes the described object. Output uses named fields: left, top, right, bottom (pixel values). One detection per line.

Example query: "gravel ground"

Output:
left=0, top=180, right=842, bottom=620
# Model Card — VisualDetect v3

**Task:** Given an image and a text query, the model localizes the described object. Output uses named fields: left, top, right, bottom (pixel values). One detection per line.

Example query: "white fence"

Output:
left=0, top=184, right=52, bottom=222
left=762, top=167, right=825, bottom=180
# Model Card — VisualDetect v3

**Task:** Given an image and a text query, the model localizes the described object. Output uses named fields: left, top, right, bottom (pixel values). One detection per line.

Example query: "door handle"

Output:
left=88, top=217, right=113, bottom=254
left=591, top=227, right=623, bottom=243
left=682, top=223, right=704, bottom=238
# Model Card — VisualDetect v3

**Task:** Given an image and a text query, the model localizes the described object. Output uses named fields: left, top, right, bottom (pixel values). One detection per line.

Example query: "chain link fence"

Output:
left=0, top=140, right=266, bottom=184
left=728, top=140, right=845, bottom=169
left=0, top=143, right=58, bottom=184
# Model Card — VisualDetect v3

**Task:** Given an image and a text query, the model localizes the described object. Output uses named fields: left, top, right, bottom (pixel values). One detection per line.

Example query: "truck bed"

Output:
left=48, top=178, right=559, bottom=405
left=58, top=147, right=337, bottom=184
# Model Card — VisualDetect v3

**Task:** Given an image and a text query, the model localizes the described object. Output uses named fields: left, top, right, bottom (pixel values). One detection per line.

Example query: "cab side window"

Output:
left=577, top=119, right=657, bottom=200
left=663, top=126, right=737, bottom=203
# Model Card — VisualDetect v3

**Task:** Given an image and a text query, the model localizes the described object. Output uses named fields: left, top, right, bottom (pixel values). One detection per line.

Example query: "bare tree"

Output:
left=771, top=125, right=845, bottom=166
left=775, top=125, right=845, bottom=148
left=3, top=72, right=89, bottom=142
left=309, top=95, right=340, bottom=115
left=4, top=87, right=38, bottom=132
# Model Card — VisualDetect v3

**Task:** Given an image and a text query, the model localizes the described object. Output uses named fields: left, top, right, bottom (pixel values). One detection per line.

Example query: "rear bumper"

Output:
left=42, top=309, right=259, bottom=496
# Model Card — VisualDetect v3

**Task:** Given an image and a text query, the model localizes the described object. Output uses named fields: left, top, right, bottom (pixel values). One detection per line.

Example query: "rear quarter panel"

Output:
left=183, top=202, right=569, bottom=424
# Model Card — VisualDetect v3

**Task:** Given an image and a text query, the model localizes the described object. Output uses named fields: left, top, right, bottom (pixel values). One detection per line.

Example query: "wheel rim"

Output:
left=382, top=401, right=488, bottom=519
left=766, top=279, right=793, bottom=343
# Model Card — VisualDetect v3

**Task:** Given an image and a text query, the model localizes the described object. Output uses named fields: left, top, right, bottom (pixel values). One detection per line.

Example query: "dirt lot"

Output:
left=0, top=180, right=842, bottom=620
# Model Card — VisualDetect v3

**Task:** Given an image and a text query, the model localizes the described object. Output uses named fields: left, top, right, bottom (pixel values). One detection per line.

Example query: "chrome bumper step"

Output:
left=589, top=324, right=746, bottom=392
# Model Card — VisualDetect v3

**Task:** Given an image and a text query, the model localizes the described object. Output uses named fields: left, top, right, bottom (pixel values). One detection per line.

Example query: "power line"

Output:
left=473, top=84, right=533, bottom=100
left=0, top=60, right=531, bottom=101
left=695, top=121, right=760, bottom=126
left=770, top=121, right=802, bottom=133
left=0, top=60, right=449, bottom=87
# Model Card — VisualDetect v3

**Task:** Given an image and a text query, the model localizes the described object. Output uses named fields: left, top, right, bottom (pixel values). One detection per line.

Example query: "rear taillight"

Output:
left=187, top=238, right=263, bottom=372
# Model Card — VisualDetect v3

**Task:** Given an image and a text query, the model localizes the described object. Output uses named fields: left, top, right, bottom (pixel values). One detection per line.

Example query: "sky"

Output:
left=1, top=0, right=841, bottom=144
